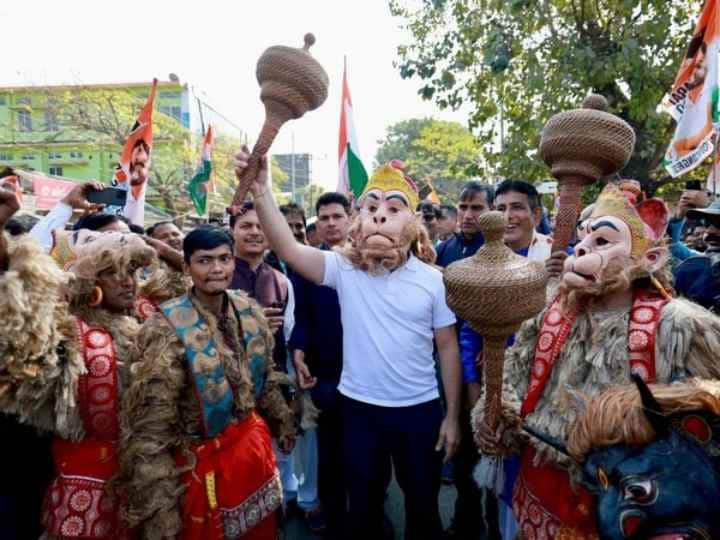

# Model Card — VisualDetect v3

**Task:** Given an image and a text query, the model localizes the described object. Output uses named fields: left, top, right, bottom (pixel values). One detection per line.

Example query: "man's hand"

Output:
left=143, top=237, right=184, bottom=272
left=263, top=307, right=284, bottom=334
left=435, top=415, right=461, bottom=463
left=293, top=350, right=317, bottom=390
left=234, top=146, right=269, bottom=198
left=0, top=179, right=21, bottom=228
left=545, top=250, right=568, bottom=279
left=472, top=410, right=524, bottom=456
left=62, top=181, right=106, bottom=213
left=676, top=190, right=710, bottom=219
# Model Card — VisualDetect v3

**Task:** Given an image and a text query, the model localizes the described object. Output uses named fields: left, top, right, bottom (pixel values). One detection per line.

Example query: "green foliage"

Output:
left=375, top=118, right=482, bottom=201
left=390, top=0, right=704, bottom=195
left=41, top=86, right=255, bottom=215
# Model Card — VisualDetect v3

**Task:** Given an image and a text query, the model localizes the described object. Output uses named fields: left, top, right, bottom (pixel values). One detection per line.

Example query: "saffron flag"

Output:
left=425, top=178, right=441, bottom=204
left=663, top=0, right=720, bottom=177
left=112, top=79, right=158, bottom=225
left=188, top=126, right=214, bottom=216
left=337, top=59, right=368, bottom=198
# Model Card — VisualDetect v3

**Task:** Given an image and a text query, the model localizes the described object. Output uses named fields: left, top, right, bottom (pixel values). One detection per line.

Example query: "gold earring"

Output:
left=89, top=286, right=104, bottom=307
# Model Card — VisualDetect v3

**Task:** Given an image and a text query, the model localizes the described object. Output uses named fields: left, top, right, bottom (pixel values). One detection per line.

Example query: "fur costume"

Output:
left=475, top=296, right=720, bottom=469
left=120, top=290, right=295, bottom=540
left=471, top=184, right=720, bottom=538
left=0, top=234, right=82, bottom=439
left=567, top=379, right=720, bottom=539
left=0, top=230, right=174, bottom=540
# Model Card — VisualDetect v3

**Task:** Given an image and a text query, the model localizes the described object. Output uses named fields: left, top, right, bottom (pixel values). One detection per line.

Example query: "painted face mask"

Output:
left=570, top=377, right=720, bottom=540
left=560, top=184, right=670, bottom=300
left=345, top=161, right=426, bottom=274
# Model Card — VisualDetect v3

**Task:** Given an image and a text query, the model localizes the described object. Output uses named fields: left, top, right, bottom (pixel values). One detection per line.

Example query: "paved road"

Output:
left=281, top=479, right=457, bottom=540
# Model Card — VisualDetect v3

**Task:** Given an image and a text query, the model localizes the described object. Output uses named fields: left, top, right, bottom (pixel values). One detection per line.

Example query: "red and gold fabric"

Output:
left=42, top=320, right=127, bottom=539
left=513, top=447, right=598, bottom=540
left=133, top=295, right=158, bottom=322
left=515, top=289, right=669, bottom=537
left=176, top=411, right=281, bottom=540
left=42, top=438, right=130, bottom=539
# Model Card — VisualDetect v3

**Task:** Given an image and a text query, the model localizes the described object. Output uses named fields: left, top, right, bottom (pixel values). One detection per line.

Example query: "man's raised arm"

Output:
left=234, top=148, right=326, bottom=284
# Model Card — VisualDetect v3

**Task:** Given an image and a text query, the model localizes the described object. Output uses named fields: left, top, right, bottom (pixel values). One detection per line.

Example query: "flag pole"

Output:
left=714, top=130, right=719, bottom=197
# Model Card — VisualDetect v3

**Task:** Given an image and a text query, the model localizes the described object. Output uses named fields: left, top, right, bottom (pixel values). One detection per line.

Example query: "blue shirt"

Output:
left=458, top=244, right=572, bottom=383
left=436, top=232, right=485, bottom=268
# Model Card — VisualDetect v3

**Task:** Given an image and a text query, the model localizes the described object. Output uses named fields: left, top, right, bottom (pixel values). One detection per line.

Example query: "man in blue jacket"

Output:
left=436, top=181, right=496, bottom=540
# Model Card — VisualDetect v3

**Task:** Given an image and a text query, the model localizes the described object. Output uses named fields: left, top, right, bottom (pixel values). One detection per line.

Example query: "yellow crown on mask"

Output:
left=589, top=184, right=650, bottom=258
left=362, top=162, right=419, bottom=211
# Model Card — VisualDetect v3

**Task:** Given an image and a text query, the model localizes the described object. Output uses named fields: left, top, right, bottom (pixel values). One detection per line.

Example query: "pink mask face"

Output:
left=562, top=215, right=633, bottom=290
left=358, top=189, right=415, bottom=251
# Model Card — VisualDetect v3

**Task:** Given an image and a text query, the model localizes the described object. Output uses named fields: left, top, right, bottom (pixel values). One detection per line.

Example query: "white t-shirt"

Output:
left=322, top=251, right=457, bottom=407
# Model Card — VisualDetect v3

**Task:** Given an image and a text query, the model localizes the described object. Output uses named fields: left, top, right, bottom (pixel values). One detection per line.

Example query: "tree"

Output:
left=47, top=86, right=198, bottom=212
left=375, top=118, right=482, bottom=201
left=390, top=0, right=704, bottom=195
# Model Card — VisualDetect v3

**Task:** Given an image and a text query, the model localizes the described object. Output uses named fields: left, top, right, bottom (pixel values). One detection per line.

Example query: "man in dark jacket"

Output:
left=289, top=192, right=352, bottom=539
left=436, top=182, right=494, bottom=268
left=675, top=200, right=720, bottom=312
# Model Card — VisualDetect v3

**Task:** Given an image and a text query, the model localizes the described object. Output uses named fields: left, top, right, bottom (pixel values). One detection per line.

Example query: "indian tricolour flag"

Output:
left=337, top=59, right=368, bottom=198
left=662, top=0, right=720, bottom=177
left=187, top=125, right=214, bottom=216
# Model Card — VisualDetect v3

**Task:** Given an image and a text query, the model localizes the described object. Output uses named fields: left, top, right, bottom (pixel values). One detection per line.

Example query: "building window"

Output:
left=0, top=96, right=6, bottom=106
left=48, top=151, right=62, bottom=159
left=16, top=96, right=31, bottom=106
left=70, top=151, right=83, bottom=158
left=49, top=166, right=63, bottom=176
left=160, top=105, right=182, bottom=122
left=0, top=153, right=11, bottom=161
left=45, top=110, right=60, bottom=132
left=17, top=110, right=32, bottom=132
left=21, top=153, right=35, bottom=160
left=160, top=91, right=181, bottom=99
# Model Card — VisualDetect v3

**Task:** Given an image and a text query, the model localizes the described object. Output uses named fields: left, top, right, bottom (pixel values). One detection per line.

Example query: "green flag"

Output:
left=187, top=126, right=214, bottom=215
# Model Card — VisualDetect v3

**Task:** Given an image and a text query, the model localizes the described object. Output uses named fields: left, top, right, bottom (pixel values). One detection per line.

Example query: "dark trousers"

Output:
left=451, top=407, right=501, bottom=539
left=342, top=396, right=444, bottom=540
left=312, top=380, right=347, bottom=539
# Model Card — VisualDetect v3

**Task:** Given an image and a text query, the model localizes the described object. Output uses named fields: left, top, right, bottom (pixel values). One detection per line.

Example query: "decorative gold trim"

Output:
left=205, top=471, right=218, bottom=510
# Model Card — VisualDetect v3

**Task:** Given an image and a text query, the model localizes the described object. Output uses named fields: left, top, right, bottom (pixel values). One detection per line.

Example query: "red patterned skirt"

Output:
left=177, top=411, right=282, bottom=540
left=512, top=447, right=598, bottom=540
left=42, top=437, right=131, bottom=539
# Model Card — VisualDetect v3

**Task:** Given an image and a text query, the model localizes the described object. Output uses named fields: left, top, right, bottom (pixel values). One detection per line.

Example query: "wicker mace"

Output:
left=232, top=33, right=329, bottom=206
left=444, top=212, right=547, bottom=430
left=539, top=94, right=635, bottom=252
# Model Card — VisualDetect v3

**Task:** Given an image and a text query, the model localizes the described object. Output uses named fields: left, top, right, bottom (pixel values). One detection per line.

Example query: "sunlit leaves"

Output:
left=390, top=0, right=704, bottom=193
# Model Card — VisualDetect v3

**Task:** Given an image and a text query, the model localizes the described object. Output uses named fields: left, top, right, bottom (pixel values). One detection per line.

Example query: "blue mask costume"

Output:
left=525, top=375, right=720, bottom=539
left=584, top=376, right=720, bottom=540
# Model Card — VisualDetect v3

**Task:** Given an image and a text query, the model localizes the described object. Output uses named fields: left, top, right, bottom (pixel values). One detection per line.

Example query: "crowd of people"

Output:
left=0, top=149, right=720, bottom=540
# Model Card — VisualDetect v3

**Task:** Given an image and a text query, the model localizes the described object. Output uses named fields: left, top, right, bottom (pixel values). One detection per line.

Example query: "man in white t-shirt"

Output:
left=234, top=152, right=461, bottom=540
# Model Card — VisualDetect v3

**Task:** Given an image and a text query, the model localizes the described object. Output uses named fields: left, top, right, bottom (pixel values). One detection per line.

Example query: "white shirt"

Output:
left=322, top=251, right=457, bottom=407
left=283, top=278, right=295, bottom=344
left=29, top=201, right=73, bottom=252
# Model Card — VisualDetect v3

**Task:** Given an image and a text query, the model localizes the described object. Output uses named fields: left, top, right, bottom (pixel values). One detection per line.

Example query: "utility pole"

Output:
left=291, top=131, right=296, bottom=204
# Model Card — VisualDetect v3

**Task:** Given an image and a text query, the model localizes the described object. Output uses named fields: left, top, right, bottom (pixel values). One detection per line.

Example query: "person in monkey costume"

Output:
left=235, top=151, right=462, bottom=540
left=473, top=183, right=720, bottom=539
left=0, top=174, right=178, bottom=539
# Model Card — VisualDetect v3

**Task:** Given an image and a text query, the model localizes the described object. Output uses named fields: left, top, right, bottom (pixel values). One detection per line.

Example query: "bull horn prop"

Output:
left=631, top=373, right=669, bottom=438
